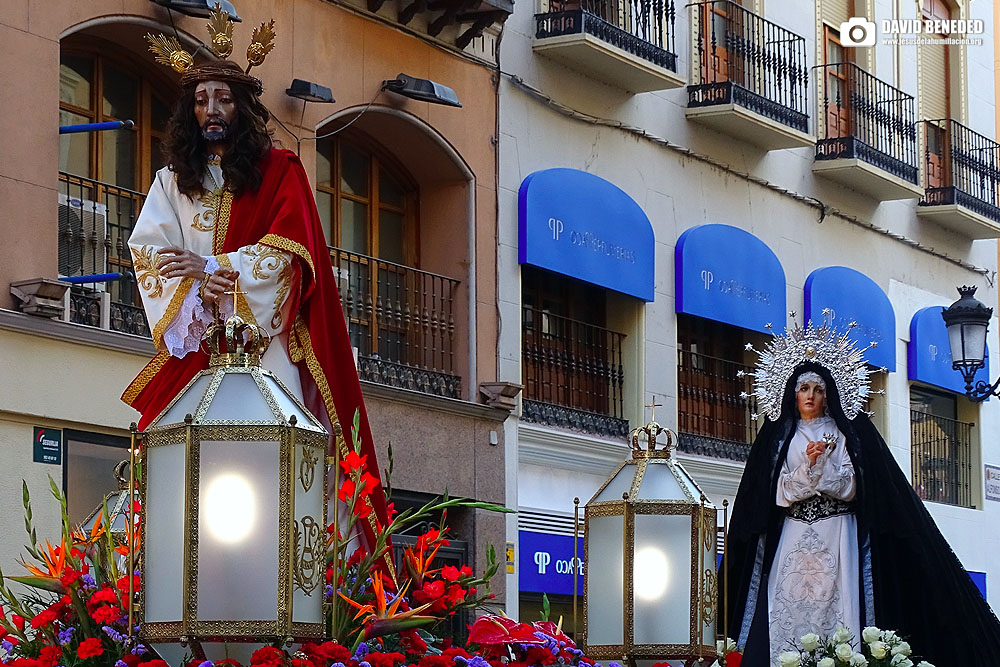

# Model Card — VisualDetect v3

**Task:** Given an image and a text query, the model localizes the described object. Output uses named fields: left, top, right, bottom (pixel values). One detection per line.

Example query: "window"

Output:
left=910, top=385, right=975, bottom=508
left=63, top=429, right=130, bottom=525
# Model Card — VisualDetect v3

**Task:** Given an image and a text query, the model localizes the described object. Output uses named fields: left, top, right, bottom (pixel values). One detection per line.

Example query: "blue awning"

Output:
left=804, top=266, right=896, bottom=371
left=908, top=306, right=990, bottom=393
left=675, top=224, right=785, bottom=334
left=518, top=169, right=654, bottom=301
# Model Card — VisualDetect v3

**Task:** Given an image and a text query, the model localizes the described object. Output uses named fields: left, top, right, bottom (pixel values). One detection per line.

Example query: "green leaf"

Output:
left=541, top=593, right=551, bottom=621
left=7, top=575, right=65, bottom=593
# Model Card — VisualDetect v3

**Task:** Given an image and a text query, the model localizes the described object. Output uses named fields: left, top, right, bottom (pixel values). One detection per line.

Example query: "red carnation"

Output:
left=250, top=646, right=284, bottom=667
left=121, top=655, right=141, bottom=667
left=399, top=629, right=428, bottom=656
left=441, top=648, right=470, bottom=661
left=290, top=659, right=314, bottom=667
left=137, top=660, right=170, bottom=667
left=313, top=642, right=351, bottom=663
left=77, top=638, right=104, bottom=660
left=416, top=656, right=451, bottom=667
left=365, top=653, right=404, bottom=667
left=90, top=604, right=124, bottom=625
left=38, top=645, right=62, bottom=667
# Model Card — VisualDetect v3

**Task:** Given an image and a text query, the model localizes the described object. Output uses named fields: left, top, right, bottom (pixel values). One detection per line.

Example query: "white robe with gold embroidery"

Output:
left=129, top=164, right=302, bottom=396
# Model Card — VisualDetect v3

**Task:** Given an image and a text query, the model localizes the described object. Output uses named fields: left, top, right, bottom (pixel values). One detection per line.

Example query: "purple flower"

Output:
left=80, top=574, right=97, bottom=588
left=1, top=640, right=13, bottom=653
left=131, top=645, right=148, bottom=656
left=116, top=661, right=129, bottom=667
left=354, top=643, right=370, bottom=659
left=455, top=657, right=492, bottom=667
left=57, top=626, right=76, bottom=645
left=324, top=584, right=333, bottom=601
left=609, top=662, right=622, bottom=667
left=201, top=662, right=214, bottom=667
left=331, top=663, right=346, bottom=667
left=360, top=662, right=372, bottom=667
left=103, top=626, right=124, bottom=642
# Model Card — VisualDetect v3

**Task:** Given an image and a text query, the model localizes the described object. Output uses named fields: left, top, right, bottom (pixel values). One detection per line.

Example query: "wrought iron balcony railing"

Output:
left=521, top=306, right=628, bottom=439
left=920, top=119, right=1000, bottom=223
left=58, top=172, right=150, bottom=337
left=688, top=0, right=808, bottom=133
left=910, top=409, right=974, bottom=509
left=677, top=349, right=758, bottom=461
left=815, top=63, right=918, bottom=184
left=535, top=0, right=678, bottom=72
left=330, top=248, right=462, bottom=399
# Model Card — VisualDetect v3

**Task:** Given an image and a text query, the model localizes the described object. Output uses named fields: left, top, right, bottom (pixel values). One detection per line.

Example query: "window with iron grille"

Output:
left=910, top=385, right=975, bottom=509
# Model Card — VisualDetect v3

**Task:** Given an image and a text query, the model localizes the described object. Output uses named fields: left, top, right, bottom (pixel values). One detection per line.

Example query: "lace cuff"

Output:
left=162, top=256, right=220, bottom=358
left=777, top=462, right=820, bottom=506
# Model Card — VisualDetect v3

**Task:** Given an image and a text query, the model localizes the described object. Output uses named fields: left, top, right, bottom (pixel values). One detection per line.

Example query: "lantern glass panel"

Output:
left=262, top=376, right=322, bottom=429
left=197, top=440, right=280, bottom=620
left=699, top=518, right=716, bottom=647
left=633, top=513, right=692, bottom=646
left=961, top=321, right=988, bottom=367
left=160, top=374, right=213, bottom=424
left=593, top=464, right=636, bottom=502
left=292, top=442, right=326, bottom=623
left=634, top=463, right=684, bottom=500
left=585, top=514, right=624, bottom=645
left=144, top=443, right=186, bottom=621
left=204, top=374, right=277, bottom=421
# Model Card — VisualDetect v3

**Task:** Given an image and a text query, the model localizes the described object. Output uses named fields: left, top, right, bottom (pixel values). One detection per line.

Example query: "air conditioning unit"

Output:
left=58, top=192, right=109, bottom=291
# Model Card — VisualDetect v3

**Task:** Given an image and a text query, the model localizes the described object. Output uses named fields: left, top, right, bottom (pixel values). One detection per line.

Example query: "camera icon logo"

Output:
left=840, top=17, right=876, bottom=46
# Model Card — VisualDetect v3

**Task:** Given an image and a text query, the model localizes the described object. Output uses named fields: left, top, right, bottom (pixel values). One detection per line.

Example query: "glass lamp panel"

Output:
left=634, top=462, right=686, bottom=501
left=700, top=515, right=717, bottom=648
left=149, top=642, right=188, bottom=667
left=585, top=514, right=623, bottom=645
left=292, top=441, right=326, bottom=623
left=261, top=375, right=322, bottom=430
left=144, top=443, right=186, bottom=622
left=197, top=440, right=280, bottom=621
left=676, top=465, right=706, bottom=503
left=592, top=463, right=636, bottom=502
left=633, top=513, right=692, bottom=646
left=159, top=374, right=213, bottom=425
left=203, top=373, right=277, bottom=421
left=962, top=322, right=988, bottom=366
left=946, top=321, right=968, bottom=366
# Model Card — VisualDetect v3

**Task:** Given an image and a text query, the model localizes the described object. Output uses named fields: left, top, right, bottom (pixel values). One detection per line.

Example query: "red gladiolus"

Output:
left=31, top=597, right=68, bottom=629
left=117, top=574, right=141, bottom=594
left=338, top=478, right=356, bottom=503
left=76, top=638, right=104, bottom=660
left=339, top=451, right=368, bottom=475
left=354, top=500, right=373, bottom=519
left=440, top=566, right=461, bottom=582
left=444, top=583, right=467, bottom=607
left=10, top=615, right=24, bottom=632
left=357, top=472, right=380, bottom=497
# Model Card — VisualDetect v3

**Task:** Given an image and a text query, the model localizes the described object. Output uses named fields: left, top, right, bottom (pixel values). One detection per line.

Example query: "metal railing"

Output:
left=920, top=118, right=1000, bottom=223
left=535, top=0, right=677, bottom=72
left=688, top=0, right=808, bottom=133
left=677, top=349, right=758, bottom=460
left=58, top=172, right=149, bottom=337
left=815, top=63, right=918, bottom=184
left=521, top=306, right=628, bottom=438
left=329, top=248, right=462, bottom=399
left=910, top=409, right=974, bottom=509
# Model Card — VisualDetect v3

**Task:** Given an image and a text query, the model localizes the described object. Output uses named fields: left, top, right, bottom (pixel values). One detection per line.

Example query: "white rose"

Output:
left=836, top=643, right=853, bottom=661
left=883, top=630, right=899, bottom=644
left=915, top=662, right=935, bottom=667
left=716, top=638, right=737, bottom=654
left=800, top=633, right=821, bottom=651
left=862, top=626, right=882, bottom=644
left=891, top=642, right=911, bottom=657
left=777, top=651, right=802, bottom=667
left=870, top=642, right=888, bottom=660
left=833, top=626, right=852, bottom=644
left=889, top=657, right=912, bottom=667
left=818, top=658, right=835, bottom=667
left=850, top=653, right=869, bottom=667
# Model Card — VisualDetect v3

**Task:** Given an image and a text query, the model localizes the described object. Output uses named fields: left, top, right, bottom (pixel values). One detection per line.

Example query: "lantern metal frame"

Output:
left=942, top=285, right=998, bottom=402
left=582, top=421, right=718, bottom=667
left=138, top=316, right=330, bottom=656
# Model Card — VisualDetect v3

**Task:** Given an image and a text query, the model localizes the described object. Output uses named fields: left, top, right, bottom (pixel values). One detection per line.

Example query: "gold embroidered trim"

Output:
left=242, top=244, right=292, bottom=329
left=134, top=245, right=166, bottom=298
left=192, top=188, right=222, bottom=232
left=259, top=233, right=315, bottom=282
left=212, top=190, right=234, bottom=255
left=216, top=254, right=258, bottom=326
left=290, top=316, right=394, bottom=579
left=121, top=350, right=171, bottom=406
left=152, top=277, right=195, bottom=350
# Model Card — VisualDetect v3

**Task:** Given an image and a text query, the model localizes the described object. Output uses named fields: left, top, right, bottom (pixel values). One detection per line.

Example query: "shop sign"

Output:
left=33, top=427, right=62, bottom=465
left=519, top=530, right=584, bottom=595
left=986, top=465, right=1000, bottom=502
left=908, top=307, right=989, bottom=394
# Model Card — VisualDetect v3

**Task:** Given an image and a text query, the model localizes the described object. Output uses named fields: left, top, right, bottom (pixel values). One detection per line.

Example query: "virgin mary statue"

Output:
left=724, top=319, right=1000, bottom=667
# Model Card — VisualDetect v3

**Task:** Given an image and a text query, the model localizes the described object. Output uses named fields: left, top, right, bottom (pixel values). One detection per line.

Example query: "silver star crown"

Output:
left=737, top=309, right=886, bottom=421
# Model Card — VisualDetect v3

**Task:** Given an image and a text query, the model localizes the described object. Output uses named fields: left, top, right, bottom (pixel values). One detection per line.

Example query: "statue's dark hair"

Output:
left=162, top=79, right=272, bottom=198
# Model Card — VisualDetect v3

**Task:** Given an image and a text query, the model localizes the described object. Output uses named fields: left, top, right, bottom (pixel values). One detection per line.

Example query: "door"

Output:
left=824, top=28, right=852, bottom=140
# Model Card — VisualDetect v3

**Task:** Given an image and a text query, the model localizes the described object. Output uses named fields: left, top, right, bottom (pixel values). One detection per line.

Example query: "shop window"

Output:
left=910, top=385, right=975, bottom=508
left=63, top=429, right=130, bottom=525
left=676, top=314, right=758, bottom=459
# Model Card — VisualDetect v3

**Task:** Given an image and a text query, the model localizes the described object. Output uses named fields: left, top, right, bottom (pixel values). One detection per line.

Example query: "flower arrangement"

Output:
left=775, top=627, right=935, bottom=667
left=0, top=479, right=144, bottom=667
left=707, top=638, right=742, bottom=667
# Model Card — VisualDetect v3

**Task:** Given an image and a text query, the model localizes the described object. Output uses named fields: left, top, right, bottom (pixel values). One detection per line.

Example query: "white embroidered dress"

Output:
left=129, top=163, right=301, bottom=396
left=767, top=415, right=859, bottom=663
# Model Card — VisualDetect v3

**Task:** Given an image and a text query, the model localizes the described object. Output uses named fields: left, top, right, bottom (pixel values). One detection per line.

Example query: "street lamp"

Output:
left=942, top=285, right=996, bottom=401
left=139, top=311, right=329, bottom=666
left=582, top=420, right=717, bottom=667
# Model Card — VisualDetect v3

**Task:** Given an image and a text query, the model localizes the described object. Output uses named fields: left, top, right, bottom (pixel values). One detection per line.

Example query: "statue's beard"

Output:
left=201, top=118, right=230, bottom=143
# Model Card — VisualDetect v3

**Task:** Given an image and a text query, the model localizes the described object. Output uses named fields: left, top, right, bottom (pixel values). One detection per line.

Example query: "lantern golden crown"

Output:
left=629, top=420, right=674, bottom=459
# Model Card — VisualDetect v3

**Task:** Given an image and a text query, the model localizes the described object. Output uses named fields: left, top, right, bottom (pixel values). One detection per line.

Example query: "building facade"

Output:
left=0, top=0, right=513, bottom=603
left=497, top=0, right=1000, bottom=626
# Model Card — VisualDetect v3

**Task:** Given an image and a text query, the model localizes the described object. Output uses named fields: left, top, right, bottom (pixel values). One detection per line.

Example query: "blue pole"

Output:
left=59, top=273, right=126, bottom=284
left=59, top=120, right=135, bottom=134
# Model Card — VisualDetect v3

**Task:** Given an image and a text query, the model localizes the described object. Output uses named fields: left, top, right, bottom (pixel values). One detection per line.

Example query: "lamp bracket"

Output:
left=965, top=374, right=1000, bottom=402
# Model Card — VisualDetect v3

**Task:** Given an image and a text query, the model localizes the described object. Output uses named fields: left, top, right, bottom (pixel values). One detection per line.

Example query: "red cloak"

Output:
left=123, top=148, right=389, bottom=560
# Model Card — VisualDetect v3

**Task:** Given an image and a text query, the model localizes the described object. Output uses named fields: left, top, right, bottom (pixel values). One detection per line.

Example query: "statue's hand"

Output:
left=158, top=247, right=208, bottom=280
left=806, top=440, right=826, bottom=467
left=202, top=268, right=239, bottom=306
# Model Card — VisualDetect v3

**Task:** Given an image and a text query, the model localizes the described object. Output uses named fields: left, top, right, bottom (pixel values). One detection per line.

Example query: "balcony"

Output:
left=917, top=119, right=1000, bottom=239
left=686, top=0, right=811, bottom=150
left=812, top=63, right=922, bottom=200
left=911, top=409, right=975, bottom=509
left=521, top=306, right=629, bottom=439
left=58, top=172, right=150, bottom=337
left=677, top=350, right=757, bottom=461
left=330, top=249, right=462, bottom=400
left=533, top=0, right=682, bottom=93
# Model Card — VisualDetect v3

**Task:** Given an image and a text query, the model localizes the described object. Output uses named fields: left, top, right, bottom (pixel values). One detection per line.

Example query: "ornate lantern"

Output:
left=942, top=285, right=992, bottom=389
left=139, top=313, right=329, bottom=666
left=81, top=460, right=140, bottom=545
left=582, top=420, right=717, bottom=667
